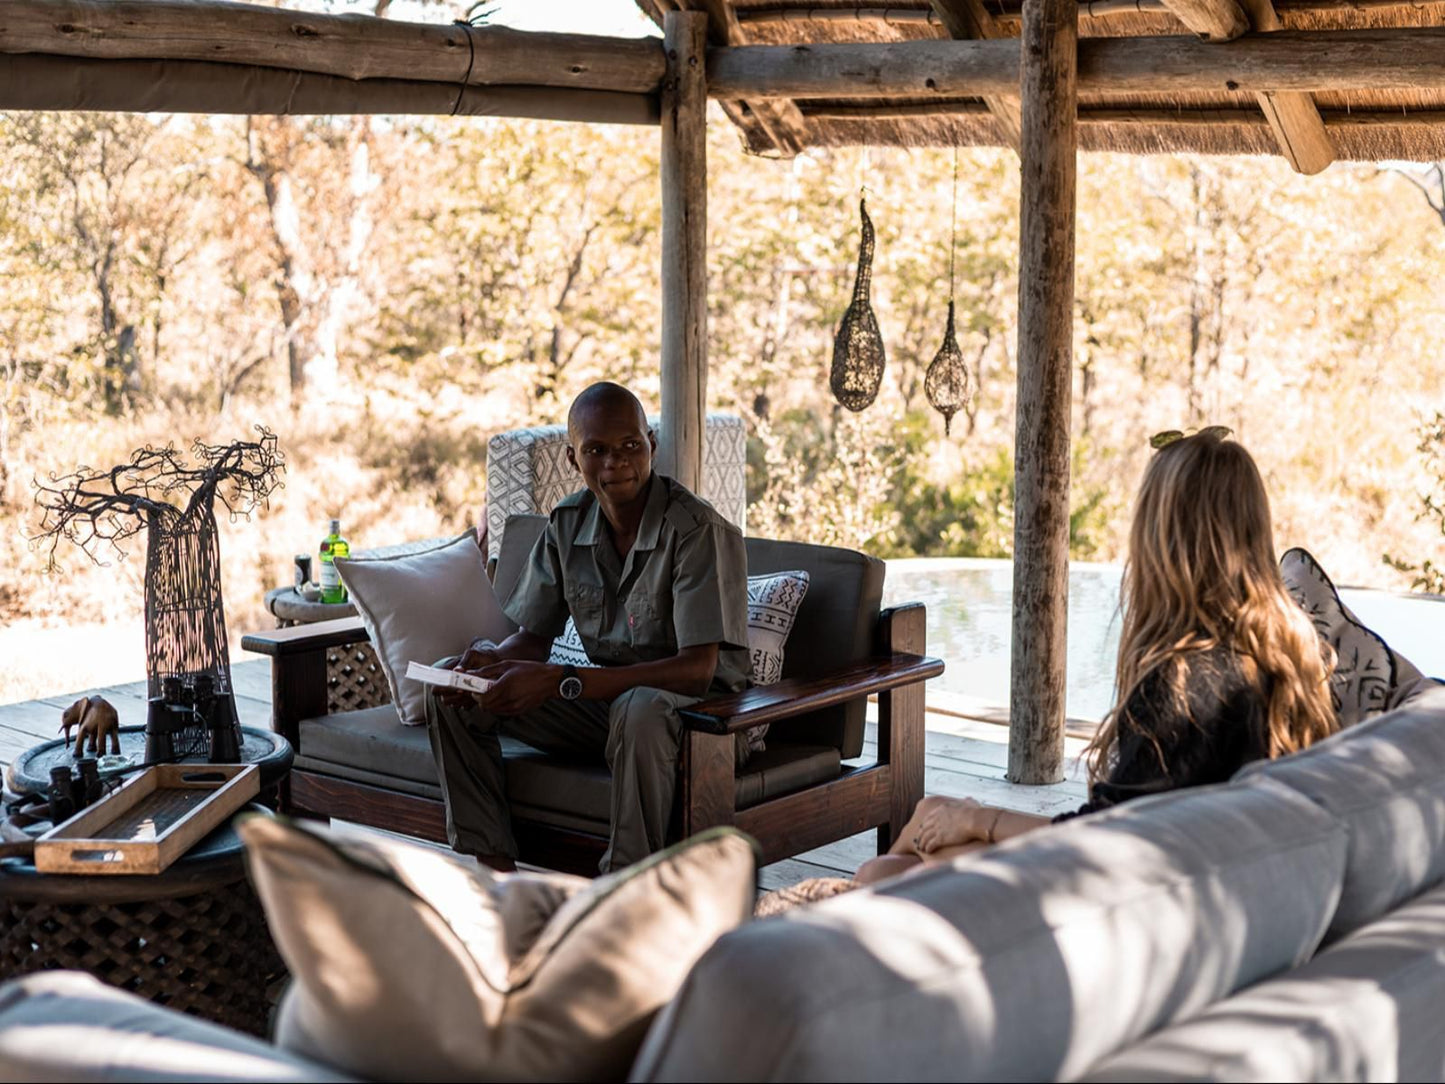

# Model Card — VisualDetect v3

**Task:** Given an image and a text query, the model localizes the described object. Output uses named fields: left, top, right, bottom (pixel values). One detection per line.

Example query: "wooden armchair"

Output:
left=242, top=517, right=942, bottom=874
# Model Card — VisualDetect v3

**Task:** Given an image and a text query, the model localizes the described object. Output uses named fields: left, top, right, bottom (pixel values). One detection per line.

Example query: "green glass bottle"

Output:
left=318, top=518, right=350, bottom=604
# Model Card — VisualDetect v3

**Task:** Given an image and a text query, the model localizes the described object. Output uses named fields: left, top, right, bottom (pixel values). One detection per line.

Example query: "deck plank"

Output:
left=1, top=671, right=1089, bottom=889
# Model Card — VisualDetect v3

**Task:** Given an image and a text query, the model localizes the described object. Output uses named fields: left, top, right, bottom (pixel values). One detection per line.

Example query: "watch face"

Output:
left=559, top=675, right=584, bottom=701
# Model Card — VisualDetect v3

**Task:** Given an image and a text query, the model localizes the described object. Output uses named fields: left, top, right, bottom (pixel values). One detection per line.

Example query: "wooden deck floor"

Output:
left=0, top=661, right=1092, bottom=889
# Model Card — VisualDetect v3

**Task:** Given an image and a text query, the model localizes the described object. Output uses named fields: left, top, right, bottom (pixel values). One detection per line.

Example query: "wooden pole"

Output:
left=1009, top=0, right=1076, bottom=786
left=659, top=10, right=709, bottom=493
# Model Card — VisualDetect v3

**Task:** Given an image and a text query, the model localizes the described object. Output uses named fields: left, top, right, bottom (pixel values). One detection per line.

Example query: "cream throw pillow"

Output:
left=238, top=816, right=757, bottom=1083
left=335, top=531, right=513, bottom=726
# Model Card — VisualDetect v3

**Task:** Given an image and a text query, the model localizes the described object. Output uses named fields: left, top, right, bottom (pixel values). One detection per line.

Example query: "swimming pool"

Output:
left=883, top=558, right=1445, bottom=723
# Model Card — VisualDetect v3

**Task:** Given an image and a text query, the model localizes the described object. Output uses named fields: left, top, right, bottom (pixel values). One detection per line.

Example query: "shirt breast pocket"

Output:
left=566, top=584, right=606, bottom=641
left=625, top=596, right=671, bottom=651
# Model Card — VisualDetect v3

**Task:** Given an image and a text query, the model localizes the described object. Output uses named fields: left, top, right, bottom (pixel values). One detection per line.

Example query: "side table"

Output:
left=0, top=804, right=284, bottom=1035
left=263, top=586, right=389, bottom=714
left=264, top=585, right=356, bottom=628
left=5, top=725, right=294, bottom=805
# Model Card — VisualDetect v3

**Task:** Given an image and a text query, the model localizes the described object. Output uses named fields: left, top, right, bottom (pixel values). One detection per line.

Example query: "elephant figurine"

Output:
left=59, top=695, right=121, bottom=757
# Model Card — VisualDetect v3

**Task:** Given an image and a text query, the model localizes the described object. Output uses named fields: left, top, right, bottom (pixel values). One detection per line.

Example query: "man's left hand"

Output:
left=476, top=660, right=563, bottom=715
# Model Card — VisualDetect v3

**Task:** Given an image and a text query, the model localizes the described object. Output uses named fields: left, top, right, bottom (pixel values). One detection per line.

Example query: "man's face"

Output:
left=567, top=404, right=656, bottom=507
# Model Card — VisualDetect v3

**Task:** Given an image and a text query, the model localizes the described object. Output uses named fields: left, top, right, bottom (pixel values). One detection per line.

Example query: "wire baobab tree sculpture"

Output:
left=35, top=428, right=285, bottom=765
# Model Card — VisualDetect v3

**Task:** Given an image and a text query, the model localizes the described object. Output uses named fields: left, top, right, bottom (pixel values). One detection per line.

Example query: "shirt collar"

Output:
left=573, top=473, right=669, bottom=550
left=574, top=493, right=605, bottom=546
left=634, top=473, right=669, bottom=553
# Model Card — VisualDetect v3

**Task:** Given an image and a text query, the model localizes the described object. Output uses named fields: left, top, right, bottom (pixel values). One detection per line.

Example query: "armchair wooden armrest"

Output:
left=679, top=653, right=944, bottom=735
left=240, top=616, right=369, bottom=658
left=241, top=616, right=373, bottom=752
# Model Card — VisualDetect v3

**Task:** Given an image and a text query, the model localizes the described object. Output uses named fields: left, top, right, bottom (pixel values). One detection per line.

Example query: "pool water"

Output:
left=883, top=558, right=1445, bottom=723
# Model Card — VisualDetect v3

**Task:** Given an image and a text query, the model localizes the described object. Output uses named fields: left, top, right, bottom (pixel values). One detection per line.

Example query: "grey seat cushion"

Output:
left=633, top=776, right=1347, bottom=1083
left=1078, top=880, right=1445, bottom=1083
left=295, top=708, right=840, bottom=820
left=1236, top=683, right=1445, bottom=940
left=0, top=971, right=355, bottom=1082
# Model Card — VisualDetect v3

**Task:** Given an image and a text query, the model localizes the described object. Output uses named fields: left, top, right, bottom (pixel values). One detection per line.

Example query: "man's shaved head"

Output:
left=567, top=382, right=648, bottom=441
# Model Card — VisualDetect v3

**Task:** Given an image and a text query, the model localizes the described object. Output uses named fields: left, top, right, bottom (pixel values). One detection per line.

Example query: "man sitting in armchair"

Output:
left=426, top=382, right=751, bottom=873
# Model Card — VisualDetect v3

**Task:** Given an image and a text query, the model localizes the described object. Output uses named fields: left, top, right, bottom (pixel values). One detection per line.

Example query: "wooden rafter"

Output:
left=1236, top=0, right=1334, bottom=173
left=930, top=0, right=1022, bottom=154
left=644, top=0, right=808, bottom=157
left=1154, top=0, right=1251, bottom=41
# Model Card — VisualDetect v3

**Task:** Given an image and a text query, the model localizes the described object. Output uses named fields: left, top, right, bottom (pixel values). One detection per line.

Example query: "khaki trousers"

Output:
left=424, top=685, right=701, bottom=873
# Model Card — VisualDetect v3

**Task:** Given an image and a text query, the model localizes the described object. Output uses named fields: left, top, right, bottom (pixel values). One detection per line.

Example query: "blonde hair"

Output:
left=1087, top=432, right=1336, bottom=783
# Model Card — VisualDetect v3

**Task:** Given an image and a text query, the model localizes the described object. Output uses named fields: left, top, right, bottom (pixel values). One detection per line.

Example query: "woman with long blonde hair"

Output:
left=856, top=430, right=1336, bottom=885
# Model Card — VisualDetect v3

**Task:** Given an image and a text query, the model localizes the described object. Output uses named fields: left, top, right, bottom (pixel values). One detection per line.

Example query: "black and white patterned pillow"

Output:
left=546, top=618, right=597, bottom=670
left=743, top=570, right=811, bottom=753
left=1280, top=547, right=1394, bottom=727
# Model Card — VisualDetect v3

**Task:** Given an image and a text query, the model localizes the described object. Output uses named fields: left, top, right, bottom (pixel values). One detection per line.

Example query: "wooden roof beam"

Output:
left=0, top=1, right=665, bottom=94
left=930, top=0, right=1022, bottom=154
left=705, top=29, right=1445, bottom=99
left=1237, top=0, right=1334, bottom=173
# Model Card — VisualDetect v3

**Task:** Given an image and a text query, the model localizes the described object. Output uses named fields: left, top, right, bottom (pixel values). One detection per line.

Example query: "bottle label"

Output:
left=320, top=558, right=340, bottom=590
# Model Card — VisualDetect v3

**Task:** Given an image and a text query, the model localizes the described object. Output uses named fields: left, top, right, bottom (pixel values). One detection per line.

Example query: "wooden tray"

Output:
left=34, top=764, right=259, bottom=875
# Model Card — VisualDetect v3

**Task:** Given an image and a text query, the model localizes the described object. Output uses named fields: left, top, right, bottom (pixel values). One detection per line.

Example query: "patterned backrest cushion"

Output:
left=1280, top=547, right=1396, bottom=726
left=485, top=414, right=746, bottom=562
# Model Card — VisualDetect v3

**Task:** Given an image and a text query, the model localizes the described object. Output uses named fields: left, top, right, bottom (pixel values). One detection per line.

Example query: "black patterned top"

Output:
left=1057, top=646, right=1272, bottom=822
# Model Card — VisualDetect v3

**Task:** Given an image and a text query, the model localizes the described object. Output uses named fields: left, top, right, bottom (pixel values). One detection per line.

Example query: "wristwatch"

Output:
left=558, top=664, right=583, bottom=701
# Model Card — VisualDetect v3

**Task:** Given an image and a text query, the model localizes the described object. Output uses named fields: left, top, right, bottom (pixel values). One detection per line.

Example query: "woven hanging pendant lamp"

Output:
left=925, top=150, right=973, bottom=435
left=830, top=198, right=886, bottom=412
left=925, top=300, right=971, bottom=436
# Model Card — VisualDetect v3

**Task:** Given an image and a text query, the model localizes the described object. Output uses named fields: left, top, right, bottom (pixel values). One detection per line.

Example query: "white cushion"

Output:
left=239, top=817, right=756, bottom=1083
left=335, top=532, right=514, bottom=726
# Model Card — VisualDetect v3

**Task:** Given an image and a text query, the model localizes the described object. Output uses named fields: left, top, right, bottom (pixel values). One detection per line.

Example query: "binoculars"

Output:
left=145, top=672, right=242, bottom=765
left=46, top=757, right=103, bottom=824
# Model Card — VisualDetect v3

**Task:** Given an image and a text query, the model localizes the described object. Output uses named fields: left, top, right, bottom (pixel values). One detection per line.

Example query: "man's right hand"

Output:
left=437, top=643, right=501, bottom=705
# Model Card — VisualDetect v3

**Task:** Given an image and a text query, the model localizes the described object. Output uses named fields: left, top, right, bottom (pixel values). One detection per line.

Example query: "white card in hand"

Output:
left=405, top=661, right=495, bottom=695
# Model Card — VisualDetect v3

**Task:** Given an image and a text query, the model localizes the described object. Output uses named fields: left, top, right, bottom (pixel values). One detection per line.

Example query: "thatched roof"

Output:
left=639, top=0, right=1445, bottom=163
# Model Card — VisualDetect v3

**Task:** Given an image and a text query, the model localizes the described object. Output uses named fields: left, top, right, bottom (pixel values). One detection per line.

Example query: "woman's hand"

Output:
left=914, top=796, right=997, bottom=854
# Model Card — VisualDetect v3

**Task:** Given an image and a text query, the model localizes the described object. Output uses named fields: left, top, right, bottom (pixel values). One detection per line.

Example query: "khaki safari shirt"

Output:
left=501, top=474, right=751, bottom=693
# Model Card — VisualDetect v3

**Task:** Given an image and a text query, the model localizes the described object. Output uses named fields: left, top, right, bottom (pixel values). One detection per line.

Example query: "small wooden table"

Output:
left=0, top=805, right=284, bottom=1035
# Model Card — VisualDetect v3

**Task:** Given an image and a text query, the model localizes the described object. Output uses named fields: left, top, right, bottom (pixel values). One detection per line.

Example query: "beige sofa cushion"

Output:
left=1237, top=682, right=1445, bottom=940
left=238, top=817, right=755, bottom=1083
left=1078, top=880, right=1445, bottom=1083
left=0, top=971, right=355, bottom=1083
left=633, top=776, right=1346, bottom=1083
